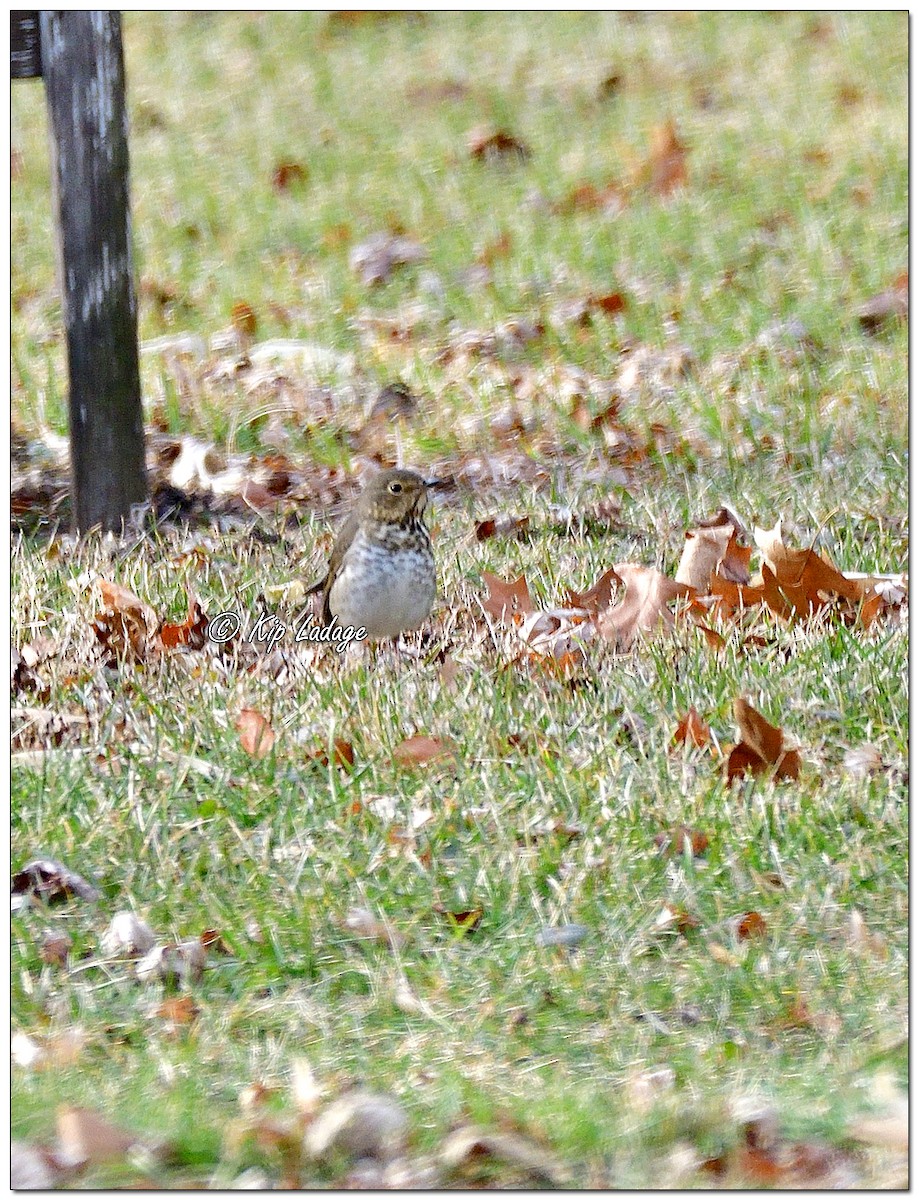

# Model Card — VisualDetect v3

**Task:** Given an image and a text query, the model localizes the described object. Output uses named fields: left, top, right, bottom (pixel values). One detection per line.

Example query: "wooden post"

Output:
left=40, top=11, right=147, bottom=533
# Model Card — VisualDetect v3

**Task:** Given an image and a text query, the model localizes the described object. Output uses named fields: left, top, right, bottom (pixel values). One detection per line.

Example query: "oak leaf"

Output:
left=672, top=707, right=711, bottom=749
left=753, top=521, right=862, bottom=618
left=564, top=567, right=621, bottom=614
left=157, top=589, right=208, bottom=650
left=726, top=698, right=801, bottom=782
left=597, top=563, right=694, bottom=648
left=481, top=572, right=535, bottom=623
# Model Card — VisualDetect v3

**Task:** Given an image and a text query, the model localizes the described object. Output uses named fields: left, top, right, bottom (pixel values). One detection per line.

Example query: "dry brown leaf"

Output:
left=754, top=521, right=862, bottom=617
left=474, top=515, right=530, bottom=542
left=710, top=564, right=795, bottom=621
left=157, top=589, right=208, bottom=650
left=726, top=698, right=801, bottom=782
left=39, top=929, right=72, bottom=967
left=646, top=120, right=688, bottom=196
left=92, top=579, right=158, bottom=662
left=349, top=231, right=427, bottom=286
left=309, top=739, right=355, bottom=770
left=654, top=826, right=709, bottom=857
left=231, top=300, right=258, bottom=339
left=598, top=563, right=694, bottom=648
left=857, top=272, right=908, bottom=334
left=652, top=902, right=699, bottom=936
left=11, top=858, right=101, bottom=911
left=11, top=1141, right=69, bottom=1189
left=135, top=939, right=207, bottom=985
left=56, top=1106, right=138, bottom=1167
left=676, top=524, right=733, bottom=592
left=466, top=125, right=531, bottom=163
left=707, top=942, right=740, bottom=967
left=271, top=160, right=308, bottom=192
left=440, top=1125, right=563, bottom=1185
left=735, top=911, right=768, bottom=940
left=481, top=572, right=535, bottom=623
left=236, top=709, right=275, bottom=759
left=672, top=707, right=711, bottom=750
left=155, top=996, right=200, bottom=1025
left=564, top=567, right=621, bottom=614
left=305, top=1089, right=408, bottom=1162
left=393, top=735, right=455, bottom=766
left=842, top=743, right=884, bottom=779
left=555, top=179, right=625, bottom=215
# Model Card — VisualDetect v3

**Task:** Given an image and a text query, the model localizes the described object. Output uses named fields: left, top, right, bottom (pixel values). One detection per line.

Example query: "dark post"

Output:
left=40, top=11, right=147, bottom=532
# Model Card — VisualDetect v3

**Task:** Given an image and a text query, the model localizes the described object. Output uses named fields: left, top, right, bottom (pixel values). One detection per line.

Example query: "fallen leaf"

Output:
left=341, top=906, right=407, bottom=950
left=309, top=739, right=355, bottom=770
left=305, top=1089, right=408, bottom=1162
left=474, top=515, right=530, bottom=542
left=672, top=707, right=711, bottom=750
left=236, top=709, right=275, bottom=759
left=709, top=565, right=794, bottom=621
left=92, top=579, right=158, bottom=663
left=845, top=909, right=887, bottom=959
left=676, top=524, right=734, bottom=592
left=735, top=911, right=768, bottom=940
left=231, top=300, right=258, bottom=339
left=555, top=179, right=625, bottom=215
left=598, top=563, right=694, bottom=648
left=135, top=939, right=207, bottom=985
left=466, top=125, right=531, bottom=163
left=155, top=996, right=200, bottom=1025
left=349, top=231, right=427, bottom=286
left=646, top=119, right=688, bottom=196
left=101, top=911, right=157, bottom=956
left=842, top=743, right=884, bottom=779
left=481, top=572, right=535, bottom=623
left=393, top=735, right=455, bottom=766
left=726, top=698, right=801, bottom=782
left=290, top=1057, right=324, bottom=1116
left=56, top=1106, right=138, bottom=1167
left=652, top=903, right=699, bottom=935
left=564, top=567, right=622, bottom=614
left=11, top=1142, right=68, bottom=1189
left=707, top=942, right=740, bottom=967
left=536, top=923, right=588, bottom=949
left=753, top=521, right=862, bottom=618
left=440, top=1125, right=563, bottom=1186
left=654, top=826, right=709, bottom=857
left=11, top=858, right=101, bottom=911
left=271, top=160, right=308, bottom=191
left=157, top=589, right=208, bottom=650
left=857, top=272, right=908, bottom=334
left=433, top=903, right=483, bottom=934
left=39, top=929, right=72, bottom=966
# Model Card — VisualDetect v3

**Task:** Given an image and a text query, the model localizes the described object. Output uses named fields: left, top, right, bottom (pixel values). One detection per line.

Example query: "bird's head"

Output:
left=359, top=468, right=430, bottom=524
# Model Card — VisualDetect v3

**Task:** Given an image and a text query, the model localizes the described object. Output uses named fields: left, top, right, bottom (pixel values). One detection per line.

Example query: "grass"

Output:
left=11, top=11, right=907, bottom=1188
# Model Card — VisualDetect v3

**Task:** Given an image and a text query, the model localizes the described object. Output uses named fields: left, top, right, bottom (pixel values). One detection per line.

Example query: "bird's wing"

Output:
left=315, top=510, right=359, bottom=625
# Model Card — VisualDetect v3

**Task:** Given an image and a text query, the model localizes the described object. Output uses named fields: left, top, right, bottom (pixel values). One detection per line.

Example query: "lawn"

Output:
left=11, top=12, right=907, bottom=1188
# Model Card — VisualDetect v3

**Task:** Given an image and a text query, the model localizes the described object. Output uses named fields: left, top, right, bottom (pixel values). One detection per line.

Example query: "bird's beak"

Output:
left=423, top=476, right=449, bottom=490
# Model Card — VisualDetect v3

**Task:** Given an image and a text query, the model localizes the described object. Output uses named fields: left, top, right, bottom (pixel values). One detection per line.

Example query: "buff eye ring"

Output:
left=389, top=481, right=403, bottom=494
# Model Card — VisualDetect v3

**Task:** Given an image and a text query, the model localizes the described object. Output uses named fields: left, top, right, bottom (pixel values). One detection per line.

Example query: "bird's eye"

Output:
left=389, top=482, right=403, bottom=494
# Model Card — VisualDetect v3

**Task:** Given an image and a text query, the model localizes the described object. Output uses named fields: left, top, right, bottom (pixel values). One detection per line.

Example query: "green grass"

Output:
left=11, top=11, right=907, bottom=1188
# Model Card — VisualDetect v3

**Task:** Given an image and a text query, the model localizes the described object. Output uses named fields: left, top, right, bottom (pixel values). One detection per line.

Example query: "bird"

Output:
left=308, top=468, right=437, bottom=642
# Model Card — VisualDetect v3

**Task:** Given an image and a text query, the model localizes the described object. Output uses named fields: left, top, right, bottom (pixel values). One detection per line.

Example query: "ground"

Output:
left=11, top=12, right=907, bottom=1188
